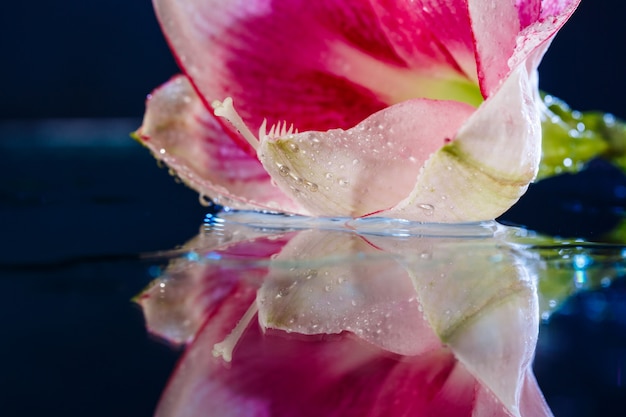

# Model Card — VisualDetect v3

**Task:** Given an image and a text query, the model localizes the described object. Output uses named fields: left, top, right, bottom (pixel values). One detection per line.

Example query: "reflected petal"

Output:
left=138, top=212, right=552, bottom=416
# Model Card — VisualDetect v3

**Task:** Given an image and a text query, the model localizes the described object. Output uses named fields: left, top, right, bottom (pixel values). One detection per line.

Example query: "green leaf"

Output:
left=539, top=94, right=626, bottom=180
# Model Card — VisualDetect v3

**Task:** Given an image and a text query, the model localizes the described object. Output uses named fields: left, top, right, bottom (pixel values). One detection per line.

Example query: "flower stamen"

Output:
left=212, top=97, right=259, bottom=151
left=212, top=301, right=259, bottom=362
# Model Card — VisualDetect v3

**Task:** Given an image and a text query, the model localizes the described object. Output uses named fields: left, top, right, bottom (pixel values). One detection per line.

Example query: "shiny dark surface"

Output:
left=1, top=126, right=625, bottom=416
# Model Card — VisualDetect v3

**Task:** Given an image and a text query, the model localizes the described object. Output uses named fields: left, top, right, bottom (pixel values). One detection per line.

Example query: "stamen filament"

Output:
left=212, top=301, right=258, bottom=362
left=212, top=97, right=259, bottom=151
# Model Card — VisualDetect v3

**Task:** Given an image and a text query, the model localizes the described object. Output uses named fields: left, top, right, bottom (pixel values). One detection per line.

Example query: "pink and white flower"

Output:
left=137, top=0, right=579, bottom=221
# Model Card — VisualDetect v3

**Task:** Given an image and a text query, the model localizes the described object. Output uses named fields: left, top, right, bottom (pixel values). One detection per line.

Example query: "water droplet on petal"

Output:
left=277, top=163, right=290, bottom=177
left=418, top=203, right=435, bottom=216
left=305, top=181, right=318, bottom=192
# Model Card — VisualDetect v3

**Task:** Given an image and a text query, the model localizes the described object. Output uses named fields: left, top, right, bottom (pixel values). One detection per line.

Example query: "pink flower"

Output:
left=137, top=0, right=579, bottom=221
left=137, top=212, right=553, bottom=416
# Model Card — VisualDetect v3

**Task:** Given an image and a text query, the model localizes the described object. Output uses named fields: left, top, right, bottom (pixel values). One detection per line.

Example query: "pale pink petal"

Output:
left=366, top=226, right=548, bottom=416
left=384, top=66, right=541, bottom=221
left=508, top=0, right=580, bottom=75
left=258, top=98, right=475, bottom=217
left=136, top=75, right=304, bottom=213
left=468, top=0, right=521, bottom=97
left=136, top=227, right=294, bottom=345
left=257, top=229, right=440, bottom=356
left=472, top=0, right=580, bottom=97
left=519, top=371, right=554, bottom=417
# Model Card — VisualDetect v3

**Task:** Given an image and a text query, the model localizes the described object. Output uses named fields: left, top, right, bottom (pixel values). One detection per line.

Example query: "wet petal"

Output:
left=258, top=98, right=475, bottom=217
left=156, top=314, right=492, bottom=417
left=470, top=0, right=580, bottom=97
left=257, top=229, right=440, bottom=356
left=136, top=222, right=294, bottom=345
left=370, top=0, right=478, bottom=84
left=153, top=0, right=399, bottom=135
left=366, top=226, right=547, bottom=416
left=136, top=75, right=304, bottom=213
left=385, top=66, right=541, bottom=221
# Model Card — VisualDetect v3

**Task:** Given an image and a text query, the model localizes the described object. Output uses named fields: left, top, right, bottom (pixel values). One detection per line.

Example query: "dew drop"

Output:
left=418, top=203, right=434, bottom=215
left=277, top=163, right=290, bottom=177
left=287, top=142, right=299, bottom=153
left=324, top=285, right=332, bottom=292
left=159, top=148, right=166, bottom=155
left=324, top=172, right=333, bottom=180
left=305, top=181, right=318, bottom=192
left=352, top=159, right=359, bottom=165
left=338, top=178, right=349, bottom=187
left=199, top=194, right=213, bottom=207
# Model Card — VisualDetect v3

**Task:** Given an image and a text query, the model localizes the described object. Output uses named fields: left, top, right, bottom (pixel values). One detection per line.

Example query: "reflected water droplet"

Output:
left=199, top=194, right=213, bottom=207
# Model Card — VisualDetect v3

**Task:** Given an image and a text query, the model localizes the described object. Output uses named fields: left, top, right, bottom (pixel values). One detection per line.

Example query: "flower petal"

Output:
left=257, top=229, right=440, bottom=356
left=384, top=66, right=541, bottom=221
left=370, top=0, right=478, bottom=84
left=258, top=98, right=475, bottom=217
left=136, top=223, right=294, bottom=345
left=153, top=0, right=401, bottom=135
left=136, top=75, right=304, bottom=213
left=471, top=0, right=580, bottom=97
left=366, top=226, right=547, bottom=416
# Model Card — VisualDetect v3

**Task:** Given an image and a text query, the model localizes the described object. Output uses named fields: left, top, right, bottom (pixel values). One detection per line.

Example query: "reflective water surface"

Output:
left=138, top=211, right=626, bottom=417
left=2, top=132, right=626, bottom=416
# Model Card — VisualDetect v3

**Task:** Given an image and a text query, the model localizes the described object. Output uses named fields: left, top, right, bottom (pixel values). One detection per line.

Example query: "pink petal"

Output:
left=468, top=0, right=522, bottom=97
left=258, top=98, right=475, bottom=217
left=471, top=0, right=580, bottom=97
left=258, top=229, right=441, bottom=356
left=365, top=226, right=548, bottom=416
left=136, top=75, right=304, bottom=213
left=384, top=66, right=541, bottom=221
left=153, top=0, right=400, bottom=136
left=370, top=0, right=479, bottom=84
left=156, top=317, right=522, bottom=417
left=508, top=0, right=581, bottom=75
left=136, top=225, right=295, bottom=345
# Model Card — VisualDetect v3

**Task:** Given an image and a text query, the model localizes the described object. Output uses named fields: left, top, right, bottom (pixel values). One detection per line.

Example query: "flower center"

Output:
left=324, top=40, right=484, bottom=108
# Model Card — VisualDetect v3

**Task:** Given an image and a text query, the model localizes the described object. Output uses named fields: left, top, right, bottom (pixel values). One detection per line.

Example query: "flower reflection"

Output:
left=137, top=212, right=551, bottom=416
